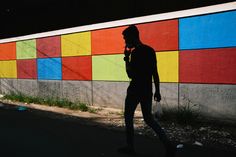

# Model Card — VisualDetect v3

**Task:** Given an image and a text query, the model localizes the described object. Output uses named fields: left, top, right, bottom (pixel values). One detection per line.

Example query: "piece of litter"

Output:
left=193, top=141, right=203, bottom=146
left=18, top=106, right=27, bottom=111
left=176, top=144, right=184, bottom=149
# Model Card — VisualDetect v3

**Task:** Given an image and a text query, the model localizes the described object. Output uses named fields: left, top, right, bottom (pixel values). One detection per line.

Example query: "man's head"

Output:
left=122, top=25, right=140, bottom=48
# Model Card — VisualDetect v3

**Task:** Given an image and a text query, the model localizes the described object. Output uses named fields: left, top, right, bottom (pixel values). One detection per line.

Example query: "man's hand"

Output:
left=124, top=46, right=131, bottom=57
left=124, top=46, right=131, bottom=62
left=154, top=91, right=161, bottom=102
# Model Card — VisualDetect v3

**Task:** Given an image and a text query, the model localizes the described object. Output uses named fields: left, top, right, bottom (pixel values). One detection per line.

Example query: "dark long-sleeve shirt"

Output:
left=126, top=44, right=157, bottom=96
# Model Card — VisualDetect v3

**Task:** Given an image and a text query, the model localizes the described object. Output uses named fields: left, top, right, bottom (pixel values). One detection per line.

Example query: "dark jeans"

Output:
left=124, top=87, right=170, bottom=147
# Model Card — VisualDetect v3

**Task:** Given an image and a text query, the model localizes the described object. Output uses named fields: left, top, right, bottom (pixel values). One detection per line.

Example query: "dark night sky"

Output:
left=0, top=0, right=235, bottom=39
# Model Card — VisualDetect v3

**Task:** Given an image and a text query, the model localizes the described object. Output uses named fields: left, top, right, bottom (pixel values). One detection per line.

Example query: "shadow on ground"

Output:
left=0, top=103, right=235, bottom=157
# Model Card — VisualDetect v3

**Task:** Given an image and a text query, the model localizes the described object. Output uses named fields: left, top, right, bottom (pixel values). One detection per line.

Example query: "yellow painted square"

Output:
left=92, top=54, right=129, bottom=81
left=61, top=32, right=91, bottom=56
left=0, top=60, right=17, bottom=78
left=156, top=51, right=179, bottom=82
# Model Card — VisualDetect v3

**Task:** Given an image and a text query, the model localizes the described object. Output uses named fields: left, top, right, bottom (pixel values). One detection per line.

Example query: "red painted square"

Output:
left=36, top=36, right=61, bottom=58
left=180, top=48, right=236, bottom=84
left=62, top=56, right=92, bottom=80
left=0, top=42, right=16, bottom=60
left=17, top=59, right=37, bottom=79
left=137, top=20, right=179, bottom=51
left=91, top=26, right=126, bottom=55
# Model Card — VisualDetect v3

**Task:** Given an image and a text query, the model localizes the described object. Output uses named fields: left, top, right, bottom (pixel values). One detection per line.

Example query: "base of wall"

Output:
left=0, top=79, right=235, bottom=122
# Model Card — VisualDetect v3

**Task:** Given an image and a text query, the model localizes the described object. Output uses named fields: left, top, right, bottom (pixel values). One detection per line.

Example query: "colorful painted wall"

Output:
left=0, top=6, right=236, bottom=121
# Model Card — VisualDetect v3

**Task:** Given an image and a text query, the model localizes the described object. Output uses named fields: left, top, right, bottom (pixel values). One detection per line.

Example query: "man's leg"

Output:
left=140, top=98, right=169, bottom=145
left=118, top=91, right=139, bottom=154
left=124, top=93, right=139, bottom=148
left=140, top=98, right=176, bottom=157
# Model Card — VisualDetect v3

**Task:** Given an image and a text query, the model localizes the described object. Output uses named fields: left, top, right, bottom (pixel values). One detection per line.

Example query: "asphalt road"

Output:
left=0, top=103, right=235, bottom=157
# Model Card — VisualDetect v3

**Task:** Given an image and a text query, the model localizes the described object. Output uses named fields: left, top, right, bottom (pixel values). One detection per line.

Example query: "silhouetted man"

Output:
left=118, top=25, right=175, bottom=157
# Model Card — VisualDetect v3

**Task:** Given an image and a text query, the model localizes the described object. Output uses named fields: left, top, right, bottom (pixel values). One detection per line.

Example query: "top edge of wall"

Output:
left=0, top=2, right=236, bottom=44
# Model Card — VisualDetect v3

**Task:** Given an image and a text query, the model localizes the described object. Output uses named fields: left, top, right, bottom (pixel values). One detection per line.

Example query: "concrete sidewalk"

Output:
left=0, top=104, right=235, bottom=157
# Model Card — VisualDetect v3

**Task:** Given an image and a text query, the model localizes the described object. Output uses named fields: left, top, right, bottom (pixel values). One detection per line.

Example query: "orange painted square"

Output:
left=91, top=26, right=126, bottom=55
left=137, top=20, right=179, bottom=51
left=62, top=56, right=92, bottom=80
left=0, top=42, right=16, bottom=60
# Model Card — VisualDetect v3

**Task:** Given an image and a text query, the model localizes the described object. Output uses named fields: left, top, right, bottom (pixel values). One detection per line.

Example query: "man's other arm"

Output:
left=152, top=51, right=161, bottom=102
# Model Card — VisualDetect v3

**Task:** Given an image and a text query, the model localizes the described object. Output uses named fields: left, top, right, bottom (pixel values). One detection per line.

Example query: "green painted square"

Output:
left=16, top=40, right=36, bottom=59
left=92, top=54, right=129, bottom=81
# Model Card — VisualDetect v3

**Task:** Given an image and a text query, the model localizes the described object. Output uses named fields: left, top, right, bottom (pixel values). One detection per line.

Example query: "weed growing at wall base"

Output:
left=154, top=96, right=200, bottom=126
left=2, top=92, right=96, bottom=113
left=157, top=107, right=200, bottom=125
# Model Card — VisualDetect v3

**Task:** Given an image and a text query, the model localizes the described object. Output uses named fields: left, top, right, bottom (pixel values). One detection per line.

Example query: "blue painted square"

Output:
left=180, top=10, right=236, bottom=50
left=37, top=58, right=62, bottom=80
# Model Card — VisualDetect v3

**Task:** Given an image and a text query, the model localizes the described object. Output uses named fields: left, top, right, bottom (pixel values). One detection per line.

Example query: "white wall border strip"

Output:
left=0, top=2, right=236, bottom=44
